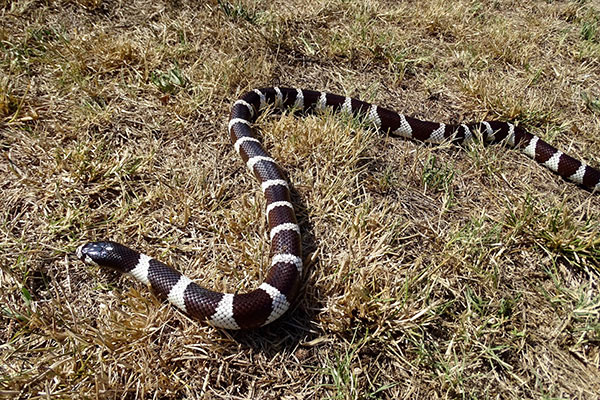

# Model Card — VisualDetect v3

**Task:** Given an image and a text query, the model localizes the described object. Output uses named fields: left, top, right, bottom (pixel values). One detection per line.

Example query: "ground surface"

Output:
left=2, top=0, right=600, bottom=398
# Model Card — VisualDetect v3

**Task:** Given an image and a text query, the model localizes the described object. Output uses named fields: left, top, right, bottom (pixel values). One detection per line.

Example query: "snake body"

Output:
left=77, top=87, right=600, bottom=329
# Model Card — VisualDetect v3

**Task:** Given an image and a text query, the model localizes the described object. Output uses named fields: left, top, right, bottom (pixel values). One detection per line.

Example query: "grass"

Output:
left=2, top=0, right=600, bottom=398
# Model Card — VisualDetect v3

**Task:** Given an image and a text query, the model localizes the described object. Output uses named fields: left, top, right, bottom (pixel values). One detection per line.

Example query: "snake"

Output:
left=76, top=87, right=600, bottom=329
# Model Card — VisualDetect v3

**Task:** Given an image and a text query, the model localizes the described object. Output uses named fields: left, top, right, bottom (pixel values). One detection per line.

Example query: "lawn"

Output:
left=2, top=0, right=600, bottom=398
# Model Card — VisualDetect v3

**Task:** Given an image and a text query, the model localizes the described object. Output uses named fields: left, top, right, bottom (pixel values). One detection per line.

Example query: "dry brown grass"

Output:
left=2, top=0, right=600, bottom=398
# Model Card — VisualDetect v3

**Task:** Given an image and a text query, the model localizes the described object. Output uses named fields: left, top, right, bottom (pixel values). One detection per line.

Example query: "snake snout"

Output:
left=76, top=242, right=107, bottom=266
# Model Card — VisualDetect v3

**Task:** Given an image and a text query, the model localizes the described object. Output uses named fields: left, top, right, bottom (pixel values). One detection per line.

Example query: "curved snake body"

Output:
left=77, top=87, right=600, bottom=329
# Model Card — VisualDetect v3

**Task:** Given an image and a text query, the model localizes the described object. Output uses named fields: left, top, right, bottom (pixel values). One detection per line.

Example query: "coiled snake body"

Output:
left=77, top=87, right=600, bottom=329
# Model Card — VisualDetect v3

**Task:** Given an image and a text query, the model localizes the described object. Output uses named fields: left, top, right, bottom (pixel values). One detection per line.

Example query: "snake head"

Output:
left=76, top=241, right=140, bottom=272
left=77, top=242, right=101, bottom=265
